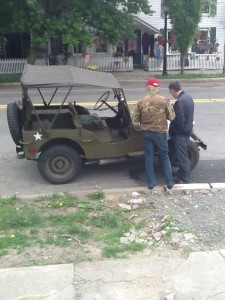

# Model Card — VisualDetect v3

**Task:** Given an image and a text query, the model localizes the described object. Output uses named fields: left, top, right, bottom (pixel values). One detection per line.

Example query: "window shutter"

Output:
left=210, top=27, right=216, bottom=44
left=160, top=29, right=165, bottom=36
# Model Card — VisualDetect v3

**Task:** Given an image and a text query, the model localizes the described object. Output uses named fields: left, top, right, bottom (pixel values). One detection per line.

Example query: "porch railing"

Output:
left=145, top=53, right=224, bottom=71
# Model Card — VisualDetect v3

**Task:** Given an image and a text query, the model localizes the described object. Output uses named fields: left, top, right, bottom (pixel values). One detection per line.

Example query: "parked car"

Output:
left=7, top=64, right=207, bottom=184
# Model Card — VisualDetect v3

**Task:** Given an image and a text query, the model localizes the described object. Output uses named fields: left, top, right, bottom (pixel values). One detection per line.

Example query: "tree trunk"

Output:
left=27, top=44, right=37, bottom=64
left=63, top=44, right=69, bottom=64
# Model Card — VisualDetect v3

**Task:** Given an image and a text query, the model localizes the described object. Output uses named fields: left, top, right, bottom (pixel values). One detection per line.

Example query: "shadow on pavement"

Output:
left=127, top=159, right=225, bottom=186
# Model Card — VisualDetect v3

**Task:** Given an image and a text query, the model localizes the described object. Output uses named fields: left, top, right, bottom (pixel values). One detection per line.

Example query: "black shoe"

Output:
left=167, top=184, right=174, bottom=189
left=148, top=186, right=154, bottom=190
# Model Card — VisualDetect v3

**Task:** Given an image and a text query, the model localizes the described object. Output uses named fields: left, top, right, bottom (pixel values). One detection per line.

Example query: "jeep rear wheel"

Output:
left=38, top=144, right=83, bottom=184
left=7, top=102, right=23, bottom=145
left=169, top=140, right=199, bottom=171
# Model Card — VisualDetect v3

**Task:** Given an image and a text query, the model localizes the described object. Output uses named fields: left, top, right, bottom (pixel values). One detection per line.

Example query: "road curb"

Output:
left=2, top=183, right=225, bottom=200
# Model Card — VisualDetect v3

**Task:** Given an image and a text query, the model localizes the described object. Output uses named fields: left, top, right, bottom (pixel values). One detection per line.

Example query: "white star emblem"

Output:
left=34, top=132, right=42, bottom=140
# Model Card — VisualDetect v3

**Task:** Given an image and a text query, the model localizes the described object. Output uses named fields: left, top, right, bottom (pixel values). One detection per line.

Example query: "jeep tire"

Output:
left=38, top=144, right=83, bottom=184
left=169, top=139, right=199, bottom=171
left=7, top=102, right=23, bottom=145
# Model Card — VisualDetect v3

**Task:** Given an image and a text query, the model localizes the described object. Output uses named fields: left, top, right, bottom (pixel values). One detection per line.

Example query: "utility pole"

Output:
left=162, top=1, right=169, bottom=76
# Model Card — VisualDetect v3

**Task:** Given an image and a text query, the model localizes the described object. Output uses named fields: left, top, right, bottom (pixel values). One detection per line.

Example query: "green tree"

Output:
left=1, top=0, right=153, bottom=63
left=165, top=0, right=202, bottom=74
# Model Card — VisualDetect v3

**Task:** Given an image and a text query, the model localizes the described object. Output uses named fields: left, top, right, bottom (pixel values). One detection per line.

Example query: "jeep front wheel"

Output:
left=38, top=144, right=83, bottom=184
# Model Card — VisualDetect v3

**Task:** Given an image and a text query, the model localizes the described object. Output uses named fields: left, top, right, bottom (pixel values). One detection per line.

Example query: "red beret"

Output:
left=146, top=77, right=160, bottom=87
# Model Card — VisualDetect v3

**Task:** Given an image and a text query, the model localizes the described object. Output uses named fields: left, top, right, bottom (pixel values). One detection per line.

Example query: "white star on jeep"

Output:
left=34, top=132, right=42, bottom=140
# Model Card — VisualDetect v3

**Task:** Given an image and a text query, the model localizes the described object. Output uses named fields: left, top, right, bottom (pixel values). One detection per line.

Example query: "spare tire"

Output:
left=7, top=102, right=23, bottom=145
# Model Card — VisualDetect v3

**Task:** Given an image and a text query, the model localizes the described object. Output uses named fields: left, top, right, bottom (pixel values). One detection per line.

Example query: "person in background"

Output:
left=168, top=81, right=194, bottom=184
left=155, top=44, right=164, bottom=69
left=132, top=78, right=175, bottom=190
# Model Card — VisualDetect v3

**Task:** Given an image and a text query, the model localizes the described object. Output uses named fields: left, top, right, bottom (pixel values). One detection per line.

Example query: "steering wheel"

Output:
left=94, top=91, right=119, bottom=114
left=94, top=91, right=111, bottom=110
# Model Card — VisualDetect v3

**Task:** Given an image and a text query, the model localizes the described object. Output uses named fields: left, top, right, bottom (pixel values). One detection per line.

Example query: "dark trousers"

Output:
left=172, top=135, right=190, bottom=183
left=143, top=131, right=174, bottom=187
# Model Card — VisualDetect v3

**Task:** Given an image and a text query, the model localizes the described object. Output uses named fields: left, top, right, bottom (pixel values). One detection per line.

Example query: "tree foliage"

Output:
left=0, top=0, right=153, bottom=62
left=165, top=0, right=202, bottom=73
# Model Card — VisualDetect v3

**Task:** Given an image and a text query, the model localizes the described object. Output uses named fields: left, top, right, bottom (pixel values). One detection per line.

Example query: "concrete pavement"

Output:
left=1, top=249, right=225, bottom=299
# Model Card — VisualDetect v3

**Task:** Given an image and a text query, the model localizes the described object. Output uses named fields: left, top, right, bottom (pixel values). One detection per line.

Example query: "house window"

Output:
left=74, top=43, right=85, bottom=54
left=202, top=5, right=209, bottom=13
left=95, top=40, right=107, bottom=53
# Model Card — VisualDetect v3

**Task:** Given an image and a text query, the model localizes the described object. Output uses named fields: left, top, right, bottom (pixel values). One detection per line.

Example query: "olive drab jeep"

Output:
left=7, top=64, right=207, bottom=184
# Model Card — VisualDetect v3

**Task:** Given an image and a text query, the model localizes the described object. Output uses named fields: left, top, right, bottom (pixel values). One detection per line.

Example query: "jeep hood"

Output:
left=20, top=64, right=121, bottom=89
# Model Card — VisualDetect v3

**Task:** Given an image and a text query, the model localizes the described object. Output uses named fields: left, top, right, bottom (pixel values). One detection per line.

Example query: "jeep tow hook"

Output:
left=191, top=132, right=207, bottom=150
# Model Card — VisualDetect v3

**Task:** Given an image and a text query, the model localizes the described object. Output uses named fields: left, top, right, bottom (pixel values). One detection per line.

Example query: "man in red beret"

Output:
left=132, top=77, right=175, bottom=189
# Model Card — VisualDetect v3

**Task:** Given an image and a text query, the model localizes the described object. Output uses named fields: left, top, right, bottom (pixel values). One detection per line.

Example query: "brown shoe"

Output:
left=173, top=176, right=184, bottom=184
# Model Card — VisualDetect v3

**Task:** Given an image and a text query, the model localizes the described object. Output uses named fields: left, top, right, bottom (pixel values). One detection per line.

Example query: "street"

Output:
left=0, top=81, right=225, bottom=196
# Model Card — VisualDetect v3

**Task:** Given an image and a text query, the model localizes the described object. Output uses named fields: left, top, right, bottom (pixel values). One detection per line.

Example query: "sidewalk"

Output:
left=112, top=68, right=225, bottom=84
left=1, top=249, right=225, bottom=300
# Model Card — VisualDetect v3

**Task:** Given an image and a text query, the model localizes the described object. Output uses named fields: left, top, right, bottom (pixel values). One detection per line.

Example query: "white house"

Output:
left=70, top=0, right=225, bottom=70
left=137, top=0, right=225, bottom=55
left=2, top=1, right=225, bottom=73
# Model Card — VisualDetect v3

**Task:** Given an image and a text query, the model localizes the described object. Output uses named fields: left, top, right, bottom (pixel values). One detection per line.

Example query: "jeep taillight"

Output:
left=28, top=146, right=36, bottom=153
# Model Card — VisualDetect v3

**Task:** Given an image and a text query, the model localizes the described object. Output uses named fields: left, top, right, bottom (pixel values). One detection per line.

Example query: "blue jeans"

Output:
left=172, top=135, right=190, bottom=183
left=143, top=131, right=174, bottom=187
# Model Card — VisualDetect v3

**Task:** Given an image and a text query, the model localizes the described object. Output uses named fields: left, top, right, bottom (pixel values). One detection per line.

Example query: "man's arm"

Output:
left=165, top=101, right=175, bottom=121
left=132, top=103, right=141, bottom=124
left=172, top=101, right=185, bottom=130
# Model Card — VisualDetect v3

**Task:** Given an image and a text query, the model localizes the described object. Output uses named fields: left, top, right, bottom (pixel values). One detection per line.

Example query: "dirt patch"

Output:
left=1, top=188, right=225, bottom=268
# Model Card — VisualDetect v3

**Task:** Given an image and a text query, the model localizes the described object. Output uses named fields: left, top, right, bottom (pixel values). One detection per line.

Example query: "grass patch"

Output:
left=36, top=193, right=78, bottom=209
left=0, top=233, right=31, bottom=250
left=68, top=224, right=91, bottom=241
left=87, top=189, right=105, bottom=201
left=155, top=73, right=225, bottom=80
left=45, top=235, right=71, bottom=246
left=0, top=193, right=148, bottom=263
left=1, top=205, right=43, bottom=230
left=0, top=73, right=224, bottom=84
left=0, top=74, right=21, bottom=83
left=102, top=242, right=146, bottom=258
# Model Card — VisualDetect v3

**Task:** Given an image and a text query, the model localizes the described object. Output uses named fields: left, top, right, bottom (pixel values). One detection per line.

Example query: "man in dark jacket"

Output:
left=168, top=81, right=194, bottom=183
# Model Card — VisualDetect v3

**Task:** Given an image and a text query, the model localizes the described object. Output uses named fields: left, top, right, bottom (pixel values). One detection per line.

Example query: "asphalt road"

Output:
left=1, top=82, right=225, bottom=196
left=1, top=81, right=225, bottom=105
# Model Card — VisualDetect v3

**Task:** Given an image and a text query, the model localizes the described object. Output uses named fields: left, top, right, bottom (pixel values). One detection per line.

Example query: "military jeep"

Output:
left=7, top=64, right=207, bottom=184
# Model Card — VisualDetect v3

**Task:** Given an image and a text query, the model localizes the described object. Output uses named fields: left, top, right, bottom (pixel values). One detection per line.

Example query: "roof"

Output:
left=133, top=16, right=159, bottom=34
left=20, top=64, right=121, bottom=89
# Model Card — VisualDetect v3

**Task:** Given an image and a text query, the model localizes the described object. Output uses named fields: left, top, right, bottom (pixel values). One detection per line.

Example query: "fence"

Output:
left=0, top=58, right=48, bottom=74
left=0, top=53, right=224, bottom=74
left=68, top=55, right=133, bottom=72
left=145, top=53, right=224, bottom=71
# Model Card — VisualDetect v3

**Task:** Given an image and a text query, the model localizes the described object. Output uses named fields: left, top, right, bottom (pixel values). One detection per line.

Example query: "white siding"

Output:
left=136, top=0, right=225, bottom=54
